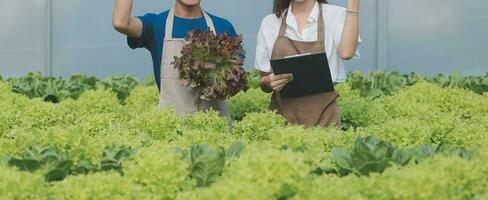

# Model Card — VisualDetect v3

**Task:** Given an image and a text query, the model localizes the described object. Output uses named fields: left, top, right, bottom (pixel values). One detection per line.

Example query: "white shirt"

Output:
left=254, top=2, right=361, bottom=83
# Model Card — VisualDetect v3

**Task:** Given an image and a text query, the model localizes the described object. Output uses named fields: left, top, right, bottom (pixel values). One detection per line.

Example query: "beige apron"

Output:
left=270, top=5, right=341, bottom=128
left=159, top=7, right=229, bottom=117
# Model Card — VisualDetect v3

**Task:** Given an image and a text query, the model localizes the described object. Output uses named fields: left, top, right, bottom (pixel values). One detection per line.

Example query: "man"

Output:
left=112, top=0, right=237, bottom=116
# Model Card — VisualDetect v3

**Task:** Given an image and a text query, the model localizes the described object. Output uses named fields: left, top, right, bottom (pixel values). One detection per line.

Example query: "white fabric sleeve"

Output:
left=254, top=22, right=272, bottom=73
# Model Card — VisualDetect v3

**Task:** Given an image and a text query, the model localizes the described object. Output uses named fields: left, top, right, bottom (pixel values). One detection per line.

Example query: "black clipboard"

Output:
left=270, top=52, right=334, bottom=98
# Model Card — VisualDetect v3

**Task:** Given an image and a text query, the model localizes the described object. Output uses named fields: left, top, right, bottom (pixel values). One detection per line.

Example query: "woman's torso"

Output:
left=254, top=3, right=361, bottom=83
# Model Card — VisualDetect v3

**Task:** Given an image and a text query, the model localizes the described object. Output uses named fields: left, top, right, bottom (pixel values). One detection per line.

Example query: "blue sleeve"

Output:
left=225, top=21, right=245, bottom=59
left=127, top=14, right=156, bottom=49
left=226, top=21, right=237, bottom=37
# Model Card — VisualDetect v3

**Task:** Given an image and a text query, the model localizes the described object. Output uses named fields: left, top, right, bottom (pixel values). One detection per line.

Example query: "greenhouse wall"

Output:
left=0, top=0, right=487, bottom=79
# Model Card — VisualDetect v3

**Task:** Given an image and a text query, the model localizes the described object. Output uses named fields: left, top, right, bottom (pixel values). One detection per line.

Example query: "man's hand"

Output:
left=112, top=0, right=143, bottom=38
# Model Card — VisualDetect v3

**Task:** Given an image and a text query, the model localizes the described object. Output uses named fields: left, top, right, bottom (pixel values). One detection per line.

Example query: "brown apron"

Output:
left=159, top=7, right=229, bottom=117
left=270, top=5, right=341, bottom=128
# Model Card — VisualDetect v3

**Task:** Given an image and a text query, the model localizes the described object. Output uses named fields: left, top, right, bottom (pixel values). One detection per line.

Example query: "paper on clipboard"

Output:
left=284, top=52, right=312, bottom=59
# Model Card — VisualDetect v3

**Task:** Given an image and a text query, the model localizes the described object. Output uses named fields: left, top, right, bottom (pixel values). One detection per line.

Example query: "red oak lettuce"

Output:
left=172, top=29, right=248, bottom=100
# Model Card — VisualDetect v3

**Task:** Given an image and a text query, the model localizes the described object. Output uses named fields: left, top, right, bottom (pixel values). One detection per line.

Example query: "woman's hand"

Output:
left=270, top=74, right=294, bottom=92
left=260, top=72, right=294, bottom=93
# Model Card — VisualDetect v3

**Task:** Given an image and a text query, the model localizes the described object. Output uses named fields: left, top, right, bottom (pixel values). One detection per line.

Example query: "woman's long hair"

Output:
left=273, top=0, right=328, bottom=17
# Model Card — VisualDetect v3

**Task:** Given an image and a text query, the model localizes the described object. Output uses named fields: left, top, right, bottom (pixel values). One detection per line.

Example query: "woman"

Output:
left=255, top=0, right=361, bottom=128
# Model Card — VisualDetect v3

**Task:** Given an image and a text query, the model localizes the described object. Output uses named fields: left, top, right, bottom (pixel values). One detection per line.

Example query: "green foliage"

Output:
left=7, top=72, right=98, bottom=103
left=98, top=74, right=139, bottom=104
left=182, top=142, right=245, bottom=188
left=335, top=83, right=390, bottom=129
left=180, top=110, right=229, bottom=133
left=189, top=144, right=226, bottom=187
left=348, top=71, right=409, bottom=99
left=3, top=145, right=137, bottom=182
left=226, top=141, right=246, bottom=158
left=246, top=69, right=261, bottom=89
left=1, top=71, right=487, bottom=199
left=7, top=146, right=73, bottom=182
left=7, top=72, right=139, bottom=103
left=430, top=72, right=488, bottom=94
left=227, top=87, right=271, bottom=120
left=232, top=111, right=286, bottom=142
left=329, top=135, right=395, bottom=176
left=125, top=85, right=159, bottom=112
left=49, top=172, right=145, bottom=200
left=62, top=89, right=122, bottom=115
left=347, top=70, right=488, bottom=99
left=324, top=135, right=477, bottom=177
left=299, top=150, right=488, bottom=200
left=0, top=166, right=47, bottom=200
left=64, top=74, right=98, bottom=99
left=124, top=144, right=191, bottom=199
left=96, top=146, right=138, bottom=174
left=178, top=146, right=312, bottom=200
left=127, top=108, right=180, bottom=141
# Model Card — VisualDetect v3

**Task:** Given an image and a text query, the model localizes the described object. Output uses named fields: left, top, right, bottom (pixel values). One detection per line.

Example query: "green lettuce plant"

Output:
left=320, top=135, right=478, bottom=177
left=3, top=146, right=137, bottom=182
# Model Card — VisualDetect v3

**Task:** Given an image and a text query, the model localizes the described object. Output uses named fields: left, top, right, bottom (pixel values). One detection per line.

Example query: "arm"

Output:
left=226, top=21, right=238, bottom=37
left=112, top=0, right=143, bottom=38
left=337, top=0, right=360, bottom=60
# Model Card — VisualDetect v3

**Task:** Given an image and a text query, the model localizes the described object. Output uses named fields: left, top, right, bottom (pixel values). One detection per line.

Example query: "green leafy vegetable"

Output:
left=98, top=146, right=138, bottom=174
left=227, top=87, right=271, bottom=121
left=7, top=72, right=138, bottom=103
left=330, top=136, right=394, bottom=176
left=246, top=69, right=261, bottom=89
left=327, top=136, right=478, bottom=177
left=189, top=144, right=226, bottom=187
left=226, top=141, right=246, bottom=158
left=348, top=71, right=488, bottom=99
left=98, top=75, right=139, bottom=103
left=4, top=146, right=137, bottom=182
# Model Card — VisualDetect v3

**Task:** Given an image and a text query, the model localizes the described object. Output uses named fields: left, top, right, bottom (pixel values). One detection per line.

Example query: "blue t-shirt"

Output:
left=128, top=10, right=237, bottom=90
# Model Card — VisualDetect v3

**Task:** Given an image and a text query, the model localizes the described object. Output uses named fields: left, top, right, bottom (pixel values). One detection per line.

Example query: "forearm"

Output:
left=112, top=0, right=142, bottom=38
left=338, top=0, right=360, bottom=60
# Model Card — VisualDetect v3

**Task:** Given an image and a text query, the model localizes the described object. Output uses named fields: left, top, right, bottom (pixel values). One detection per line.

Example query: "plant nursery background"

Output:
left=1, top=1, right=488, bottom=199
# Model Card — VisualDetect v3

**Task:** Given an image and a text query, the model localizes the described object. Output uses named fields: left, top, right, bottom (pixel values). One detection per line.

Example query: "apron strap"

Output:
left=317, top=5, right=325, bottom=42
left=165, top=8, right=176, bottom=40
left=277, top=10, right=302, bottom=53
left=202, top=11, right=216, bottom=34
left=165, top=7, right=216, bottom=40
left=277, top=4, right=325, bottom=42
left=277, top=10, right=288, bottom=38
